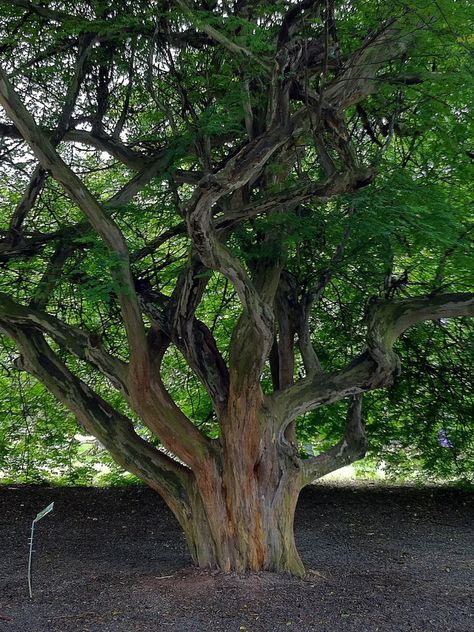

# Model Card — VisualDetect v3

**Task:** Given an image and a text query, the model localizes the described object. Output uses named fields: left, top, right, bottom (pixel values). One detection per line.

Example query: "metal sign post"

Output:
left=28, top=502, right=54, bottom=599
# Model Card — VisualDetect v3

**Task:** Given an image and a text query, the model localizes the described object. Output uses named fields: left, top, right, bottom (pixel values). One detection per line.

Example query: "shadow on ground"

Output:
left=0, top=483, right=472, bottom=631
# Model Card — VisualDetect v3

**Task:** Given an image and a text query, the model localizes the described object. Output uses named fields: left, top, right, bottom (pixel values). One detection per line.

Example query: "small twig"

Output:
left=51, top=611, right=98, bottom=620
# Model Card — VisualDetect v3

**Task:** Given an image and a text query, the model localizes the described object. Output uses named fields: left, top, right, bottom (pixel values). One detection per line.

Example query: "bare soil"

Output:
left=0, top=483, right=472, bottom=631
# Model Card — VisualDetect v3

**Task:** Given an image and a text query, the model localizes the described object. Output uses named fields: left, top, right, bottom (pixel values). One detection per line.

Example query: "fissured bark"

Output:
left=173, top=404, right=306, bottom=575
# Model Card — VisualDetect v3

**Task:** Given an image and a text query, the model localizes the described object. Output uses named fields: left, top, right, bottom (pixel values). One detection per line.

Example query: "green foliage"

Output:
left=0, top=0, right=472, bottom=485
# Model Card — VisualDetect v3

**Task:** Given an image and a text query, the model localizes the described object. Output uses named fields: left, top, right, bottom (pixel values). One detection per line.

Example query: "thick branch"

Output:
left=8, top=35, right=95, bottom=233
left=184, top=108, right=310, bottom=326
left=217, top=168, right=373, bottom=229
left=0, top=123, right=150, bottom=170
left=366, top=293, right=474, bottom=376
left=302, top=394, right=367, bottom=482
left=0, top=167, right=365, bottom=266
left=66, top=129, right=148, bottom=169
left=3, top=325, right=192, bottom=515
left=277, top=0, right=322, bottom=48
left=0, top=67, right=148, bottom=378
left=273, top=293, right=474, bottom=429
left=297, top=299, right=323, bottom=374
left=9, top=165, right=47, bottom=234
left=0, top=292, right=129, bottom=395
left=0, top=228, right=62, bottom=262
left=185, top=127, right=291, bottom=341
left=324, top=20, right=411, bottom=110
left=274, top=272, right=298, bottom=390
left=29, top=245, right=76, bottom=311
left=168, top=256, right=229, bottom=415
left=0, top=295, right=213, bottom=471
left=296, top=203, right=357, bottom=375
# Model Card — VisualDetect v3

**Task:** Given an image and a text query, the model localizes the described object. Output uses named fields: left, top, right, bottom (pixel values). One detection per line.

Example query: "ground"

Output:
left=0, top=482, right=472, bottom=631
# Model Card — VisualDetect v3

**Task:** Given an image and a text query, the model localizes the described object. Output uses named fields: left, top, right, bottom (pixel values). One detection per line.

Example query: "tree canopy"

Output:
left=0, top=0, right=473, bottom=573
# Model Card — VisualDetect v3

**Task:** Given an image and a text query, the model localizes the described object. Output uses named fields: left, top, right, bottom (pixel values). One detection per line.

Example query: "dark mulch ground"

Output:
left=0, top=483, right=472, bottom=631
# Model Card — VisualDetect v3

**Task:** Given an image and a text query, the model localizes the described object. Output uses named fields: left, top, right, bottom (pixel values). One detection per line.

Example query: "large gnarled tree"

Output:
left=0, top=0, right=472, bottom=574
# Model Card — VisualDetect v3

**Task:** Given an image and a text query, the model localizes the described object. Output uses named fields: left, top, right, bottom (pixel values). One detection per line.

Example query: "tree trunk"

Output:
left=182, top=472, right=305, bottom=575
left=171, top=405, right=306, bottom=576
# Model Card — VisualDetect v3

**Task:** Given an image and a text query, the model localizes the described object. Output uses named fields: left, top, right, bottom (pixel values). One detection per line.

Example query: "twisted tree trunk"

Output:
left=175, top=402, right=307, bottom=574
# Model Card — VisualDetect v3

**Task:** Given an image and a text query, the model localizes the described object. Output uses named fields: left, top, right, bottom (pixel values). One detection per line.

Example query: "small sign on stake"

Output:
left=34, top=502, right=54, bottom=523
left=28, top=502, right=54, bottom=599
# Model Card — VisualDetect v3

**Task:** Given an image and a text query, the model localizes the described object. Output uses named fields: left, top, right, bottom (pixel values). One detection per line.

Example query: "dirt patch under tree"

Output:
left=0, top=483, right=472, bottom=631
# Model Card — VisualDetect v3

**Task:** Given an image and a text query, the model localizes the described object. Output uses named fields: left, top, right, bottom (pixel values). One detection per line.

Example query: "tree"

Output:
left=0, top=0, right=472, bottom=574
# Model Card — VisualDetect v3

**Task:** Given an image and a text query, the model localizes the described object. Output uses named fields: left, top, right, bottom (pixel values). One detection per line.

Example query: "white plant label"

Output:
left=28, top=501, right=55, bottom=598
left=34, top=502, right=54, bottom=523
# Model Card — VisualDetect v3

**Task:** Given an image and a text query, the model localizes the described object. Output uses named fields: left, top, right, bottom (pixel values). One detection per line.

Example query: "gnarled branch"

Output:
left=324, top=20, right=411, bottom=110
left=273, top=292, right=474, bottom=429
left=1, top=323, right=193, bottom=520
left=0, top=292, right=129, bottom=395
left=0, top=66, right=148, bottom=380
left=8, top=34, right=95, bottom=234
left=302, top=394, right=367, bottom=482
left=168, top=256, right=229, bottom=415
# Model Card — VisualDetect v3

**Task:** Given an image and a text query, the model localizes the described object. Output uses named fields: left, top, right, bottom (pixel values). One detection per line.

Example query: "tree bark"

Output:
left=181, top=403, right=306, bottom=575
